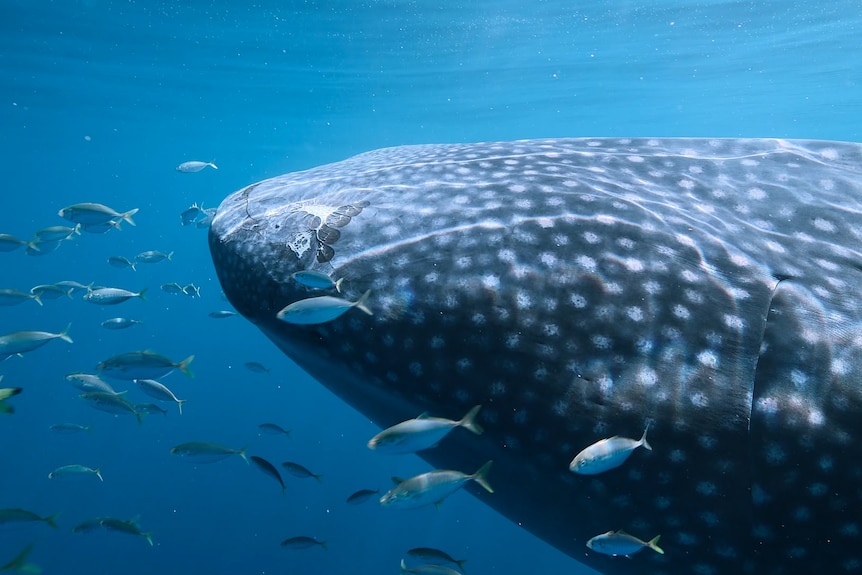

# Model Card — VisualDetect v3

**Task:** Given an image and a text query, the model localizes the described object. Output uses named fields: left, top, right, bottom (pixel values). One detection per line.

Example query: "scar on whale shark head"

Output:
left=209, top=138, right=862, bottom=575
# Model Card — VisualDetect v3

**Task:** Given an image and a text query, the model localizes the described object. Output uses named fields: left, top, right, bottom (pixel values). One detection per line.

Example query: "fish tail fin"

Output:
left=319, top=540, right=328, bottom=550
left=122, top=208, right=139, bottom=226
left=31, top=293, right=43, bottom=306
left=459, top=404, right=484, bottom=435
left=95, top=468, right=104, bottom=481
left=26, top=240, right=40, bottom=252
left=471, top=460, right=494, bottom=493
left=456, top=559, right=468, bottom=572
left=640, top=423, right=652, bottom=451
left=177, top=399, right=186, bottom=415
left=58, top=323, right=73, bottom=343
left=143, top=532, right=154, bottom=546
left=335, top=277, right=344, bottom=293
left=314, top=473, right=324, bottom=483
left=647, top=535, right=664, bottom=554
left=130, top=261, right=137, bottom=271
left=167, top=251, right=174, bottom=261
left=137, top=288, right=148, bottom=301
left=45, top=513, right=60, bottom=529
left=239, top=447, right=250, bottom=465
left=7, top=543, right=38, bottom=574
left=73, top=223, right=82, bottom=235
left=400, top=559, right=409, bottom=573
left=209, top=161, right=218, bottom=170
left=355, top=289, right=373, bottom=316
left=178, top=355, right=195, bottom=378
left=135, top=411, right=144, bottom=427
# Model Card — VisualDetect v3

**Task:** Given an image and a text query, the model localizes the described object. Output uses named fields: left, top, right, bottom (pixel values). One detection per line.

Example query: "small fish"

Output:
left=195, top=208, right=217, bottom=229
left=49, top=423, right=92, bottom=434
left=176, top=160, right=218, bottom=172
left=136, top=403, right=168, bottom=416
left=182, top=283, right=201, bottom=298
left=0, top=509, right=58, bottom=529
left=368, top=405, right=483, bottom=454
left=170, top=442, right=249, bottom=464
left=569, top=424, right=652, bottom=475
left=281, top=461, right=323, bottom=482
left=71, top=517, right=106, bottom=534
left=29, top=284, right=73, bottom=300
left=250, top=455, right=286, bottom=495
left=0, top=324, right=72, bottom=360
left=400, top=559, right=463, bottom=575
left=100, top=317, right=143, bottom=330
left=100, top=517, right=154, bottom=546
left=406, top=548, right=467, bottom=572
left=79, top=392, right=142, bottom=424
left=97, top=350, right=194, bottom=380
left=379, top=461, right=493, bottom=510
left=81, top=220, right=123, bottom=234
left=134, top=379, right=186, bottom=414
left=244, top=361, right=270, bottom=374
left=65, top=373, right=119, bottom=394
left=180, top=203, right=207, bottom=226
left=33, top=225, right=80, bottom=241
left=135, top=250, right=173, bottom=264
left=25, top=238, right=62, bottom=256
left=0, top=385, right=22, bottom=415
left=208, top=310, right=237, bottom=318
left=276, top=290, right=372, bottom=325
left=0, top=543, right=41, bottom=574
left=0, top=233, right=37, bottom=253
left=280, top=536, right=326, bottom=550
left=48, top=465, right=103, bottom=481
left=291, top=271, right=344, bottom=292
left=107, top=256, right=137, bottom=271
left=346, top=488, right=380, bottom=505
left=586, top=530, right=664, bottom=557
left=53, top=280, right=93, bottom=295
left=58, top=203, right=138, bottom=226
left=258, top=423, right=291, bottom=436
left=83, top=287, right=147, bottom=305
left=160, top=282, right=185, bottom=295
left=0, top=288, right=42, bottom=307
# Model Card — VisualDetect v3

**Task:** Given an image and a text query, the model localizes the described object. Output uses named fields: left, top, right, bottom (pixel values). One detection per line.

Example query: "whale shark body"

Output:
left=209, top=138, right=862, bottom=575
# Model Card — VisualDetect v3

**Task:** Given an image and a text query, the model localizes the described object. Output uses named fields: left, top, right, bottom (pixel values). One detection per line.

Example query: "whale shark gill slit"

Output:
left=209, top=138, right=862, bottom=575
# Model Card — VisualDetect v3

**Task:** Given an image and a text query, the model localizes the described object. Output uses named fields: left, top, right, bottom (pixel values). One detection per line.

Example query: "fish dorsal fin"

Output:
left=391, top=476, right=406, bottom=484
left=415, top=412, right=429, bottom=419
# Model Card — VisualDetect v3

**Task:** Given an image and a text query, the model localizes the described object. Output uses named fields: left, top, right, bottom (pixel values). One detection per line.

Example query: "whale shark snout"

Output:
left=210, top=138, right=862, bottom=575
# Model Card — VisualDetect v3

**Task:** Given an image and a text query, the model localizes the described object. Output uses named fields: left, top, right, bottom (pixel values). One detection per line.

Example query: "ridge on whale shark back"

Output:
left=209, top=138, right=862, bottom=575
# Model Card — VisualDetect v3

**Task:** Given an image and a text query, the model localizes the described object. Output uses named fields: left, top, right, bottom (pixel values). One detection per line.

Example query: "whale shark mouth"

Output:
left=210, top=138, right=862, bottom=575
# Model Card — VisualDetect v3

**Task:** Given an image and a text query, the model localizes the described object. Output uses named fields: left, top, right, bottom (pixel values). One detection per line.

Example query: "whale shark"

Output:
left=209, top=138, right=862, bottom=575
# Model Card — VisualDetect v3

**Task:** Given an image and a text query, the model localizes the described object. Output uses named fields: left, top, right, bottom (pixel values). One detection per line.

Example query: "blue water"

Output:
left=0, top=1, right=859, bottom=573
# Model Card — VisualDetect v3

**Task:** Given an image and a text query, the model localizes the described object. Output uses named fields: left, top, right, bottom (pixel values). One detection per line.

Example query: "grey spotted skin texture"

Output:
left=209, top=138, right=862, bottom=575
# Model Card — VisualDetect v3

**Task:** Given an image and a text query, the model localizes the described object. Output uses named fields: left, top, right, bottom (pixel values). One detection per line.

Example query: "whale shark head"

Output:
left=209, top=138, right=862, bottom=575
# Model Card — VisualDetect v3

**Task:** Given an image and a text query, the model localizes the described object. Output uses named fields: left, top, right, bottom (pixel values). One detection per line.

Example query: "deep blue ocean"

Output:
left=1, top=1, right=860, bottom=574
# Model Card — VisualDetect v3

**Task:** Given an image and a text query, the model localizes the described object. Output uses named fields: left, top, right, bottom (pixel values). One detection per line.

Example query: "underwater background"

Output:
left=1, top=1, right=860, bottom=573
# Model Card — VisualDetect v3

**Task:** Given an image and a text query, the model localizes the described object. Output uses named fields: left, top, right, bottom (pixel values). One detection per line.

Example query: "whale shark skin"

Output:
left=209, top=138, right=862, bottom=575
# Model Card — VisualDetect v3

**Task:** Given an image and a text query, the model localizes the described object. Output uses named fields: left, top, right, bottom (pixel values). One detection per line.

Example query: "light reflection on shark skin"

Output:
left=210, top=138, right=862, bottom=575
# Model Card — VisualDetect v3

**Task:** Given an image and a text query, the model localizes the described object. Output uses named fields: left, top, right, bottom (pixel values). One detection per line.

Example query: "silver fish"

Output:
left=135, top=250, right=173, bottom=264
left=97, top=351, right=194, bottom=380
left=380, top=461, right=493, bottom=510
left=279, top=536, right=326, bottom=550
left=0, top=233, right=36, bottom=252
left=100, top=317, right=143, bottom=330
left=258, top=423, right=291, bottom=436
left=134, top=379, right=186, bottom=414
left=0, top=288, right=42, bottom=307
left=83, top=287, right=147, bottom=305
left=49, top=423, right=92, bottom=434
left=33, top=225, right=80, bottom=241
left=29, top=284, right=73, bottom=300
left=586, top=530, right=664, bottom=557
left=65, top=373, right=119, bottom=394
left=250, top=455, right=285, bottom=495
left=208, top=310, right=237, bottom=318
left=58, top=203, right=138, bottom=226
left=569, top=424, right=652, bottom=475
left=100, top=517, right=154, bottom=546
left=276, top=290, right=372, bottom=325
left=170, top=442, right=248, bottom=464
left=345, top=488, right=380, bottom=505
left=176, top=160, right=217, bottom=172
left=281, top=461, right=322, bottom=482
left=368, top=405, right=483, bottom=454
left=79, top=391, right=142, bottom=424
left=107, top=256, right=137, bottom=270
left=291, top=270, right=344, bottom=292
left=0, top=324, right=72, bottom=360
left=49, top=464, right=103, bottom=481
